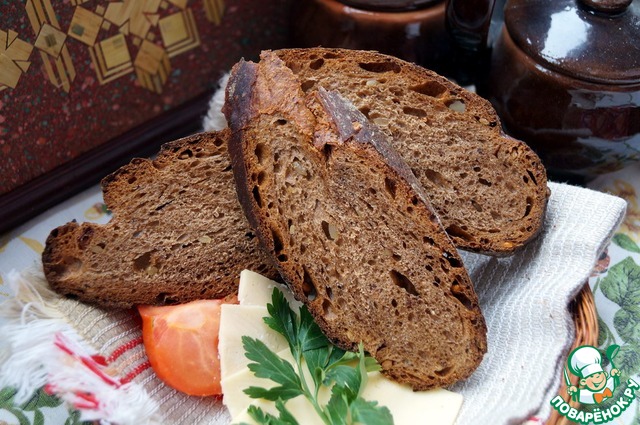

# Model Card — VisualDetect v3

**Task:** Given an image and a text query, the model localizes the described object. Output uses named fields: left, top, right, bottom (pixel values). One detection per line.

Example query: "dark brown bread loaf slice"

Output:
left=224, top=51, right=487, bottom=390
left=274, top=48, right=549, bottom=255
left=42, top=131, right=279, bottom=309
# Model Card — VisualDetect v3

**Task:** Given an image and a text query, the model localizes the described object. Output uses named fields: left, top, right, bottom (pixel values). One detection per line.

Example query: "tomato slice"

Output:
left=138, top=299, right=229, bottom=396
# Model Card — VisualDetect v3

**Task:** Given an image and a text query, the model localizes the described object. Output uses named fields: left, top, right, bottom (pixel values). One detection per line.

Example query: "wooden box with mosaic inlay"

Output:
left=0, top=0, right=292, bottom=234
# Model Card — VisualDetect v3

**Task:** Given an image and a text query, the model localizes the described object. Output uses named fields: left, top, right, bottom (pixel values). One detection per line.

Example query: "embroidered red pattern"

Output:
left=52, top=332, right=152, bottom=411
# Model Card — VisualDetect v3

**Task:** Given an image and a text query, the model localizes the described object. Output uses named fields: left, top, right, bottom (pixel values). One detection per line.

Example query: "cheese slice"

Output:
left=221, top=348, right=319, bottom=420
left=238, top=269, right=301, bottom=309
left=223, top=347, right=329, bottom=425
left=221, top=348, right=283, bottom=419
left=226, top=365, right=462, bottom=425
left=221, top=270, right=464, bottom=425
left=361, top=373, right=463, bottom=424
left=219, top=270, right=300, bottom=377
left=218, top=304, right=289, bottom=377
left=233, top=395, right=325, bottom=425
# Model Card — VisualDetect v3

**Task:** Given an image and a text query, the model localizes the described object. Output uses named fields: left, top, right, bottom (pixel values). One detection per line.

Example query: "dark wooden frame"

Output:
left=0, top=90, right=216, bottom=236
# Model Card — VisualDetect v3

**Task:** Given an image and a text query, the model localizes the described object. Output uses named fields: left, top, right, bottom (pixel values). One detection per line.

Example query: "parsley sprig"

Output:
left=240, top=289, right=394, bottom=425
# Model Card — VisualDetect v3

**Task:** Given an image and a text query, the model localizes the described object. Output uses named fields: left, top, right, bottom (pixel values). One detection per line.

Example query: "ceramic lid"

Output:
left=505, top=0, right=640, bottom=84
left=337, top=0, right=442, bottom=11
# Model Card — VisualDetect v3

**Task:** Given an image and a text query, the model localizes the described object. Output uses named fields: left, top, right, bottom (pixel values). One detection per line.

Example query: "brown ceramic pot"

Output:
left=447, top=0, right=640, bottom=181
left=291, top=0, right=457, bottom=77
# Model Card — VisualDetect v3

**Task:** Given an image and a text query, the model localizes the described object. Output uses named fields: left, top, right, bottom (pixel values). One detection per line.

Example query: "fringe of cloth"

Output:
left=0, top=269, right=159, bottom=425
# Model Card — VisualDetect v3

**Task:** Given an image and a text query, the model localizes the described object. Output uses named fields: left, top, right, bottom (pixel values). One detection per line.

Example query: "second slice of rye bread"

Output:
left=224, top=52, right=487, bottom=390
left=42, top=131, right=279, bottom=308
left=275, top=48, right=549, bottom=255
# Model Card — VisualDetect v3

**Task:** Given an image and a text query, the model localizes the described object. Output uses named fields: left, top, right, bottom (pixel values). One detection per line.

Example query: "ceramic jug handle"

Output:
left=445, top=0, right=498, bottom=52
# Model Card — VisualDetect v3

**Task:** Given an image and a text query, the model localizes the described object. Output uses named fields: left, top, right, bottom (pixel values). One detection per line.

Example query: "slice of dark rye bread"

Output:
left=223, top=51, right=487, bottom=389
left=42, top=131, right=279, bottom=309
left=273, top=48, right=549, bottom=255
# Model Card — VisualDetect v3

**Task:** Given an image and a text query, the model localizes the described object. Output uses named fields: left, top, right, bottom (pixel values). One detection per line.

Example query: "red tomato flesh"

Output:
left=138, top=299, right=226, bottom=396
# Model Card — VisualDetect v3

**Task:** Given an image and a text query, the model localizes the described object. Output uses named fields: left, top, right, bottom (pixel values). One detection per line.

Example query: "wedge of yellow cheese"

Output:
left=219, top=270, right=464, bottom=425
left=218, top=304, right=289, bottom=377
left=237, top=269, right=301, bottom=309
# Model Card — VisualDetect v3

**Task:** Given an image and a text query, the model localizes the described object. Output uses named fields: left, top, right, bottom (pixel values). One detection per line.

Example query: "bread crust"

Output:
left=42, top=131, right=279, bottom=309
left=274, top=48, right=549, bottom=255
left=225, top=51, right=487, bottom=390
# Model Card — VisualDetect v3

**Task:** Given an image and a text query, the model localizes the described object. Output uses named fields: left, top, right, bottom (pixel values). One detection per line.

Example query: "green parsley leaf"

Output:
left=243, top=288, right=394, bottom=425
left=350, top=398, right=394, bottom=425
left=326, top=387, right=350, bottom=425
left=242, top=336, right=304, bottom=401
left=298, top=305, right=331, bottom=352
left=243, top=384, right=304, bottom=403
left=245, top=402, right=299, bottom=425
left=363, top=356, right=382, bottom=373
left=274, top=399, right=300, bottom=425
left=302, top=347, right=329, bottom=395
left=264, top=290, right=299, bottom=355
left=325, top=365, right=361, bottom=402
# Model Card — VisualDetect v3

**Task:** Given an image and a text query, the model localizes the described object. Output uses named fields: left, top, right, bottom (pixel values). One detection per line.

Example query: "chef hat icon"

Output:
left=568, top=346, right=604, bottom=379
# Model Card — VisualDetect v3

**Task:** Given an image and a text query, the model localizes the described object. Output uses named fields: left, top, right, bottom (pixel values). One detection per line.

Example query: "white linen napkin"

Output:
left=452, top=182, right=625, bottom=424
